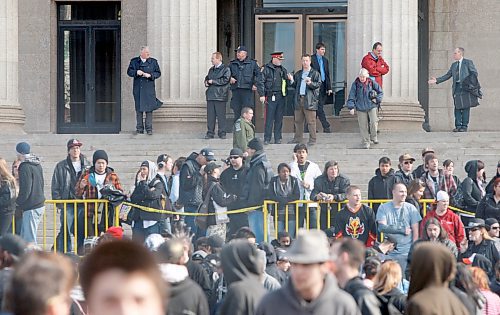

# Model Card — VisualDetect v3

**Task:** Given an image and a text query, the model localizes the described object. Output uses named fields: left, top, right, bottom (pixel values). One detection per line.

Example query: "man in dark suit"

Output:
left=311, top=42, right=332, bottom=133
left=127, top=46, right=162, bottom=135
left=429, top=47, right=478, bottom=132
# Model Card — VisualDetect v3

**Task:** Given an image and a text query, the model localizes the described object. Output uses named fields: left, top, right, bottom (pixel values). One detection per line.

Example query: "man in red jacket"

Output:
left=420, top=190, right=465, bottom=249
left=361, top=42, right=390, bottom=88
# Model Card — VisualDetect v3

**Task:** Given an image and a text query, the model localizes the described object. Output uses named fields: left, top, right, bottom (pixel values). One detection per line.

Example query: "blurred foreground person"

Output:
left=5, top=251, right=75, bottom=315
left=406, top=242, right=468, bottom=315
left=79, top=240, right=167, bottom=315
left=256, top=229, right=360, bottom=315
left=219, top=239, right=266, bottom=315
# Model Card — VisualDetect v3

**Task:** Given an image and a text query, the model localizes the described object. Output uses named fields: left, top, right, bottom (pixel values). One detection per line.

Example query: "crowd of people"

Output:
left=0, top=132, right=499, bottom=314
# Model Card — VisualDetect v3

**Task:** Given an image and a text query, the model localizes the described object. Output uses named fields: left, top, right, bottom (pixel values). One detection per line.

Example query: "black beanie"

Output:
left=93, top=150, right=109, bottom=165
left=247, top=138, right=264, bottom=151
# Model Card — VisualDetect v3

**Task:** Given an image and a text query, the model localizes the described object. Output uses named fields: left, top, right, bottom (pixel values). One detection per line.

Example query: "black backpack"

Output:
left=375, top=293, right=403, bottom=315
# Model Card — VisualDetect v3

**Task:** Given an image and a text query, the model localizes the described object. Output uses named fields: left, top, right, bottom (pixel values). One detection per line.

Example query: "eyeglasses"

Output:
left=229, top=156, right=241, bottom=160
left=403, top=161, right=414, bottom=165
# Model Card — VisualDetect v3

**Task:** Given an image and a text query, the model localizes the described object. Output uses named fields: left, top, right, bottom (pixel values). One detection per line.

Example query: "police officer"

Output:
left=229, top=46, right=263, bottom=124
left=258, top=52, right=292, bottom=145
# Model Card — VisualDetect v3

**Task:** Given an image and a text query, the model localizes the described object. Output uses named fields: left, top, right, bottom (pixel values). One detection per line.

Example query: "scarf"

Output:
left=441, top=175, right=458, bottom=196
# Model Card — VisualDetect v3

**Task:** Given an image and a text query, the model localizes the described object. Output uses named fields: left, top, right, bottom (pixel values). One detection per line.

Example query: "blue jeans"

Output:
left=297, top=206, right=318, bottom=230
left=56, top=204, right=85, bottom=253
left=248, top=208, right=266, bottom=243
left=454, top=108, right=470, bottom=129
left=277, top=220, right=296, bottom=238
left=21, top=206, right=45, bottom=244
left=184, top=205, right=199, bottom=237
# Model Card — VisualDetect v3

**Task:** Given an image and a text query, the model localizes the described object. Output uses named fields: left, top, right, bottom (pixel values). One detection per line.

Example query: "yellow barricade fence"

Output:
left=2, top=198, right=474, bottom=253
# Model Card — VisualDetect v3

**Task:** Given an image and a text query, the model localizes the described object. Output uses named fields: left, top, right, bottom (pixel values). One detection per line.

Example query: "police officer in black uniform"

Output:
left=229, top=46, right=263, bottom=124
left=258, top=52, right=292, bottom=145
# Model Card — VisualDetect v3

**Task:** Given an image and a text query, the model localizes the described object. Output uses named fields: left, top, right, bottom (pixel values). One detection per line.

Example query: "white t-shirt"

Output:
left=95, top=173, right=106, bottom=198
left=72, top=161, right=82, bottom=173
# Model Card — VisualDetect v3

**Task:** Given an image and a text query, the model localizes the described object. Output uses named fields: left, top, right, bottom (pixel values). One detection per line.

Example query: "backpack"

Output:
left=375, top=293, right=403, bottom=315
left=452, top=179, right=468, bottom=209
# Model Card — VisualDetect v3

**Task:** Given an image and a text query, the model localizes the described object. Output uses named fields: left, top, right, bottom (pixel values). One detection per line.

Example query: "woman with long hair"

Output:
left=373, top=260, right=407, bottom=313
left=476, top=177, right=500, bottom=222
left=0, top=158, right=17, bottom=235
left=470, top=266, right=500, bottom=315
left=406, top=179, right=426, bottom=216
left=441, top=159, right=461, bottom=207
left=406, top=218, right=458, bottom=279
left=407, top=242, right=468, bottom=315
left=463, top=218, right=499, bottom=269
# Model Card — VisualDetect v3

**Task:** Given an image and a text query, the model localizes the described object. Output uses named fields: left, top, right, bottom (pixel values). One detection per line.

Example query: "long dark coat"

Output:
left=127, top=56, right=162, bottom=112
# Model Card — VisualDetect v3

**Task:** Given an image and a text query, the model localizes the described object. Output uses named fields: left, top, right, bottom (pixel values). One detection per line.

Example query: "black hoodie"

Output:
left=219, top=240, right=266, bottom=315
left=179, top=152, right=203, bottom=207
left=368, top=168, right=395, bottom=213
left=241, top=151, right=273, bottom=208
left=16, top=155, right=45, bottom=210
left=462, top=160, right=485, bottom=212
left=485, top=167, right=499, bottom=195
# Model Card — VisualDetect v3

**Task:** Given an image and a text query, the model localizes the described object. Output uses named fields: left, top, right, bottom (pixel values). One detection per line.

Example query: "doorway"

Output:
left=255, top=14, right=347, bottom=131
left=57, top=2, right=121, bottom=134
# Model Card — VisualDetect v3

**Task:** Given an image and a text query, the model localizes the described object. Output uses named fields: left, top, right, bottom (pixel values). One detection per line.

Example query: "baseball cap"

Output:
left=200, top=148, right=215, bottom=161
left=236, top=46, right=248, bottom=52
left=229, top=148, right=244, bottom=157
left=204, top=162, right=221, bottom=174
left=67, top=139, right=83, bottom=150
left=0, top=235, right=26, bottom=260
left=436, top=190, right=450, bottom=202
left=399, top=153, right=416, bottom=163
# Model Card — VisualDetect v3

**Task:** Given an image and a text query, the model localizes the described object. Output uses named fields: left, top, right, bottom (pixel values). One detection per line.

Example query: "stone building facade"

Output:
left=0, top=0, right=497, bottom=134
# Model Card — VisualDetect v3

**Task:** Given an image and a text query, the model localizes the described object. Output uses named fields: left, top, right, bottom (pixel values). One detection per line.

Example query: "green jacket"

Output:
left=233, top=118, right=255, bottom=151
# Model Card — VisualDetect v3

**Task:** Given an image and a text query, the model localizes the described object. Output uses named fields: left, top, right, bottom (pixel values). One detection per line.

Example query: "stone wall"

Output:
left=428, top=0, right=500, bottom=131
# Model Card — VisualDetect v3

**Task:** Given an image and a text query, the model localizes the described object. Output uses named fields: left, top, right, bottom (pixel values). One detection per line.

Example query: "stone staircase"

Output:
left=1, top=130, right=498, bottom=249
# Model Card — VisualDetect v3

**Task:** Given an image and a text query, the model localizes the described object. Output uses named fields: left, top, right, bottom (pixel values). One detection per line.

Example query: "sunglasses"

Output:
left=403, top=161, right=414, bottom=165
left=470, top=228, right=480, bottom=232
left=229, top=156, right=241, bottom=160
left=492, top=226, right=500, bottom=230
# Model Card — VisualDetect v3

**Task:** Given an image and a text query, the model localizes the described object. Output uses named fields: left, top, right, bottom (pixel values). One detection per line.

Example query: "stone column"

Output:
left=0, top=0, right=25, bottom=133
left=147, top=0, right=217, bottom=132
left=341, top=0, right=424, bottom=131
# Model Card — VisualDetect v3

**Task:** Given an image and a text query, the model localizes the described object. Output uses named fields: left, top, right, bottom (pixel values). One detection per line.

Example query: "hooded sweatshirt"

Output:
left=16, top=154, right=45, bottom=210
left=406, top=243, right=469, bottom=315
left=219, top=240, right=266, bottom=315
left=368, top=168, right=395, bottom=212
left=160, top=263, right=209, bottom=315
left=130, top=161, right=164, bottom=222
left=462, top=160, right=485, bottom=212
left=255, top=274, right=360, bottom=315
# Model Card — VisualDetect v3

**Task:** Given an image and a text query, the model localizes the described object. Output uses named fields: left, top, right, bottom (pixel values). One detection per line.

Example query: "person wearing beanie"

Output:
left=51, top=139, right=90, bottom=253
left=220, top=147, right=250, bottom=235
left=129, top=160, right=165, bottom=243
left=241, top=138, right=273, bottom=243
left=15, top=142, right=46, bottom=245
left=75, top=150, right=123, bottom=241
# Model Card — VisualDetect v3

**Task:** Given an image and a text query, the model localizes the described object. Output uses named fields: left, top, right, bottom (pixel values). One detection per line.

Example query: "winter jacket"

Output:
left=203, top=176, right=237, bottom=227
left=361, top=52, right=390, bottom=87
left=420, top=170, right=445, bottom=200
left=462, top=160, right=486, bottom=213
left=0, top=180, right=16, bottom=215
left=394, top=169, right=414, bottom=187
left=205, top=64, right=231, bottom=101
left=343, top=276, right=382, bottom=315
left=267, top=175, right=300, bottom=215
left=347, top=78, right=383, bottom=112
left=476, top=194, right=500, bottom=221
left=167, top=277, right=209, bottom=315
left=74, top=166, right=123, bottom=215
left=463, top=239, right=499, bottom=268
left=255, top=275, right=360, bottom=315
left=368, top=168, right=396, bottom=213
left=186, top=259, right=212, bottom=300
left=16, top=156, right=45, bottom=210
left=259, top=62, right=290, bottom=97
left=219, top=240, right=266, bottom=315
left=241, top=151, right=273, bottom=208
left=380, top=288, right=407, bottom=314
left=289, top=68, right=322, bottom=111
left=178, top=152, right=204, bottom=207
left=311, top=173, right=350, bottom=202
left=412, top=164, right=426, bottom=180
left=51, top=155, right=90, bottom=200
left=233, top=118, right=255, bottom=151
left=126, top=56, right=162, bottom=112
left=129, top=162, right=164, bottom=222
left=220, top=165, right=248, bottom=211
left=229, top=57, right=263, bottom=91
